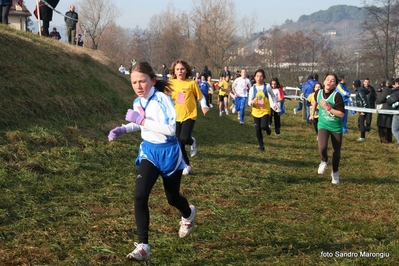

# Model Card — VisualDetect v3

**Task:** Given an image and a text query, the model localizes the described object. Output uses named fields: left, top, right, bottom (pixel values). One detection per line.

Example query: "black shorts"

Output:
left=219, top=95, right=228, bottom=102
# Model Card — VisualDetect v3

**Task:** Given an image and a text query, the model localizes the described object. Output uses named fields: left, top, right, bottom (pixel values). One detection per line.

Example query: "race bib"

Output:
left=177, top=92, right=186, bottom=104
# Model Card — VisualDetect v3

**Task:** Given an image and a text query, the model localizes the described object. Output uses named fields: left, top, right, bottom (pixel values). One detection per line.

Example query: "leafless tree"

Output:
left=361, top=0, right=399, bottom=78
left=191, top=0, right=243, bottom=77
left=76, top=0, right=119, bottom=50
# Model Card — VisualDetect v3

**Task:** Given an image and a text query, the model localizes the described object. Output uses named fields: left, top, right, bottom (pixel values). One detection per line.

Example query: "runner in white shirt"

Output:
left=232, top=68, right=252, bottom=124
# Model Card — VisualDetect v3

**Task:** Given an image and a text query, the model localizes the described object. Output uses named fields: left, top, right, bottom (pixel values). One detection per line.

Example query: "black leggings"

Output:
left=134, top=160, right=191, bottom=244
left=358, top=114, right=367, bottom=138
left=318, top=129, right=342, bottom=173
left=176, top=119, right=195, bottom=165
left=253, top=115, right=270, bottom=146
left=270, top=110, right=281, bottom=134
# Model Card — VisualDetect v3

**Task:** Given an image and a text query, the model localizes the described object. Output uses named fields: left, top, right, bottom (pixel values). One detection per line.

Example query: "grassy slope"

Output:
left=1, top=25, right=399, bottom=265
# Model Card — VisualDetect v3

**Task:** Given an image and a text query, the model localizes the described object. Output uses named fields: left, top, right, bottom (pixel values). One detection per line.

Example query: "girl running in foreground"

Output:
left=108, top=62, right=196, bottom=261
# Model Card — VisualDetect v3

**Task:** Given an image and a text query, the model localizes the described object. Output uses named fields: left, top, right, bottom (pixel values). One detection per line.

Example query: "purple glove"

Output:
left=125, top=109, right=145, bottom=125
left=108, top=126, right=127, bottom=141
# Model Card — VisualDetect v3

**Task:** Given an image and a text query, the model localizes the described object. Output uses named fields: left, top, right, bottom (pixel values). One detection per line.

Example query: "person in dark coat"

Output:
left=0, top=0, right=12, bottom=25
left=375, top=79, right=394, bottom=143
left=34, top=0, right=60, bottom=37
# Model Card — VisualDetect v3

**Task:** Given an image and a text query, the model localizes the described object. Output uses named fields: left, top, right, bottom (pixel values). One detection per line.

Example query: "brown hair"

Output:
left=129, top=62, right=173, bottom=96
left=169, top=59, right=193, bottom=79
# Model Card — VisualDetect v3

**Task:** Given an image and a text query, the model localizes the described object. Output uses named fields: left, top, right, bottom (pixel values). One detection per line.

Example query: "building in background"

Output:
left=8, top=0, right=31, bottom=31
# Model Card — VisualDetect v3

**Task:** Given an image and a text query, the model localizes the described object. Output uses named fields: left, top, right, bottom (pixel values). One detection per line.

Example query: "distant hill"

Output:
left=252, top=5, right=365, bottom=52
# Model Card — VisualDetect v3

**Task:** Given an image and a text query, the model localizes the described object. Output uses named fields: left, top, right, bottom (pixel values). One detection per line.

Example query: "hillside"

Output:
left=0, top=25, right=132, bottom=133
left=251, top=5, right=365, bottom=51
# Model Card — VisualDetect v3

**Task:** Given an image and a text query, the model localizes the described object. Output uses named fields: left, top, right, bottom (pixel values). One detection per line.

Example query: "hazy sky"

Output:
left=28, top=0, right=363, bottom=32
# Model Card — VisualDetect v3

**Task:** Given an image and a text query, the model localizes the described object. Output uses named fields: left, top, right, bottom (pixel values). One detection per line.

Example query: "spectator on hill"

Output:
left=65, top=5, right=78, bottom=45
left=309, top=73, right=344, bottom=185
left=0, top=0, right=12, bottom=25
left=363, top=78, right=377, bottom=132
left=108, top=62, right=196, bottom=261
left=169, top=59, right=209, bottom=175
left=161, top=63, right=169, bottom=80
left=49, top=27, right=61, bottom=40
left=118, top=64, right=126, bottom=74
left=34, top=0, right=60, bottom=37
left=335, top=75, right=351, bottom=134
left=354, top=79, right=370, bottom=142
left=76, top=33, right=83, bottom=46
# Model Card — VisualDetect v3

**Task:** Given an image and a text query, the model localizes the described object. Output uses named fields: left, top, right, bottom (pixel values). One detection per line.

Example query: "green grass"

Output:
left=1, top=25, right=399, bottom=265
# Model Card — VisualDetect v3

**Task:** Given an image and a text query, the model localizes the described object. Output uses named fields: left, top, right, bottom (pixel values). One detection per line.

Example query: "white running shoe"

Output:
left=232, top=105, right=236, bottom=114
left=331, top=172, right=340, bottom=184
left=219, top=112, right=222, bottom=117
left=126, top=242, right=151, bottom=261
left=210, top=104, right=213, bottom=108
left=182, top=165, right=192, bottom=175
left=190, top=137, right=197, bottom=157
left=317, top=161, right=328, bottom=175
left=357, top=138, right=365, bottom=142
left=237, top=112, right=240, bottom=120
left=179, top=205, right=197, bottom=238
left=226, top=110, right=229, bottom=115
left=293, top=108, right=297, bottom=115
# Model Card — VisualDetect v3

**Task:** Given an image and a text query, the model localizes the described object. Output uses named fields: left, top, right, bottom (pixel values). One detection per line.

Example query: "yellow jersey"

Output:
left=170, top=78, right=204, bottom=122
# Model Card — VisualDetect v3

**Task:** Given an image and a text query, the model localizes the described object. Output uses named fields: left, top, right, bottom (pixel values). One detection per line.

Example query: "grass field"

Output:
left=1, top=24, right=399, bottom=265
left=1, top=99, right=399, bottom=265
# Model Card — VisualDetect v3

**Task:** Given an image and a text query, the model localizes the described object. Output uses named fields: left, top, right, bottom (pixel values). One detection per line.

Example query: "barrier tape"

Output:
left=345, top=106, right=399, bottom=115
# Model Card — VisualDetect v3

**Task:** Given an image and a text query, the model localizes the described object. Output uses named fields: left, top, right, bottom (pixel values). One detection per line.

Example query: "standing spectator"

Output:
left=76, top=33, right=84, bottom=46
left=363, top=78, right=377, bottom=132
left=232, top=68, right=252, bottom=125
left=309, top=74, right=345, bottom=184
left=169, top=60, right=209, bottom=175
left=0, top=0, right=12, bottom=25
left=161, top=64, right=169, bottom=80
left=354, top=79, right=370, bottom=142
left=49, top=27, right=61, bottom=40
left=375, top=79, right=393, bottom=143
left=269, top=77, right=285, bottom=135
left=34, top=0, right=60, bottom=37
left=192, top=67, right=197, bottom=78
left=220, top=66, right=231, bottom=78
left=386, top=78, right=399, bottom=147
left=248, top=69, right=276, bottom=151
left=335, top=75, right=352, bottom=134
left=65, top=5, right=78, bottom=45
left=202, top=66, right=212, bottom=80
left=108, top=62, right=196, bottom=261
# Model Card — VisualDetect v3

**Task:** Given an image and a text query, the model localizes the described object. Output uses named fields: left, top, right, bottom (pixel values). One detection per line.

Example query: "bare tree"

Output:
left=191, top=0, right=241, bottom=76
left=361, top=0, right=399, bottom=78
left=77, top=0, right=119, bottom=50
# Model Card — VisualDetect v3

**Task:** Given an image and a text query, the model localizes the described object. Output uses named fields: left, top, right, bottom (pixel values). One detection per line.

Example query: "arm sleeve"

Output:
left=267, top=85, right=277, bottom=105
left=248, top=87, right=254, bottom=106
left=123, top=122, right=141, bottom=133
left=334, top=93, right=345, bottom=113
